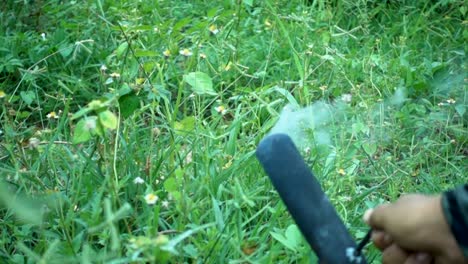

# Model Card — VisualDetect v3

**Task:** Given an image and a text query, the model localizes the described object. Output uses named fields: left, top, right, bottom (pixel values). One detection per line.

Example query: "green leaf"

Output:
left=284, top=224, right=302, bottom=249
left=321, top=31, right=331, bottom=45
left=171, top=191, right=181, bottom=201
left=105, top=77, right=114, bottom=85
left=131, top=25, right=153, bottom=31
left=243, top=0, right=254, bottom=6
left=207, top=8, right=219, bottom=18
left=118, top=93, right=140, bottom=118
left=212, top=198, right=225, bottom=230
left=173, top=17, right=192, bottom=31
left=0, top=182, right=43, bottom=225
left=88, top=100, right=106, bottom=110
left=161, top=224, right=214, bottom=254
left=164, top=178, right=177, bottom=193
left=323, top=150, right=337, bottom=176
left=73, top=118, right=92, bottom=144
left=174, top=168, right=184, bottom=180
left=164, top=176, right=181, bottom=200
left=20, top=91, right=36, bottom=105
left=59, top=44, right=74, bottom=58
left=351, top=122, right=368, bottom=134
left=270, top=86, right=299, bottom=109
left=71, top=107, right=92, bottom=120
left=117, top=83, right=133, bottom=96
left=270, top=225, right=302, bottom=252
left=455, top=104, right=466, bottom=117
left=183, top=72, right=216, bottom=96
left=134, top=50, right=158, bottom=57
left=174, top=116, right=196, bottom=135
left=94, top=120, right=105, bottom=137
left=143, top=61, right=159, bottom=73
left=17, top=111, right=31, bottom=119
left=270, top=231, right=296, bottom=252
left=98, top=110, right=118, bottom=130
left=226, top=120, right=241, bottom=155
left=115, top=42, right=129, bottom=58
left=362, top=142, right=377, bottom=156
left=182, top=244, right=198, bottom=258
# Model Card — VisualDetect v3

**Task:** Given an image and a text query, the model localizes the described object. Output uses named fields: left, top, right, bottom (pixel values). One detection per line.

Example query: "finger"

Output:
left=382, top=244, right=409, bottom=264
left=371, top=230, right=393, bottom=250
left=364, top=204, right=391, bottom=230
left=404, top=253, right=432, bottom=264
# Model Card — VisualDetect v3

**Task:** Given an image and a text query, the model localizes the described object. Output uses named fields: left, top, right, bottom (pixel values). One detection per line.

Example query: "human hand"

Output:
left=364, top=194, right=466, bottom=264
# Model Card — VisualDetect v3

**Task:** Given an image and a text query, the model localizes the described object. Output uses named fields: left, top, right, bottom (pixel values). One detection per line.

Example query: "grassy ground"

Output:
left=0, top=0, right=466, bottom=263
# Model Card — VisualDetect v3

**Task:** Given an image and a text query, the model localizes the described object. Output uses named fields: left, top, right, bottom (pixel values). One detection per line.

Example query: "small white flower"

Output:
left=152, top=127, right=161, bottom=137
left=446, top=98, right=456, bottom=104
left=185, top=151, right=193, bottom=164
left=46, top=111, right=59, bottom=119
left=341, top=94, right=352, bottom=103
left=222, top=159, right=233, bottom=170
left=163, top=49, right=171, bottom=57
left=224, top=62, right=232, bottom=71
left=215, top=105, right=227, bottom=115
left=29, top=137, right=41, bottom=149
left=133, top=177, right=145, bottom=184
left=209, top=25, right=219, bottom=35
left=109, top=72, right=121, bottom=78
left=162, top=200, right=169, bottom=208
left=338, top=168, right=346, bottom=176
left=179, top=48, right=193, bottom=57
left=41, top=33, right=46, bottom=41
left=144, top=193, right=158, bottom=205
left=100, top=64, right=108, bottom=72
left=342, top=196, right=352, bottom=202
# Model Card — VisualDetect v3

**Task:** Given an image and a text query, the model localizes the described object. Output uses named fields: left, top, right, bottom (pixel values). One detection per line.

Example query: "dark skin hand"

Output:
left=364, top=194, right=467, bottom=264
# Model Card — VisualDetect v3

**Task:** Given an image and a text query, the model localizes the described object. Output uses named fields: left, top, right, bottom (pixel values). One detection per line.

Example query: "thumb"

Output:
left=363, top=204, right=391, bottom=230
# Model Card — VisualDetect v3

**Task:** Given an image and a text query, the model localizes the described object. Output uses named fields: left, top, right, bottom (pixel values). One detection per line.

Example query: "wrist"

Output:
left=399, top=195, right=456, bottom=254
left=440, top=192, right=468, bottom=262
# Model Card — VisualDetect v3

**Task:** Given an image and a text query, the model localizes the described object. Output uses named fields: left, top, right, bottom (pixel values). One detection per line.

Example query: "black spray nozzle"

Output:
left=256, top=133, right=367, bottom=264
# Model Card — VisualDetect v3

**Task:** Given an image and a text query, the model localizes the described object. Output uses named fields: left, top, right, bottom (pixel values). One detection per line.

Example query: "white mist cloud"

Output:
left=389, top=87, right=407, bottom=106
left=268, top=101, right=337, bottom=148
left=266, top=87, right=408, bottom=150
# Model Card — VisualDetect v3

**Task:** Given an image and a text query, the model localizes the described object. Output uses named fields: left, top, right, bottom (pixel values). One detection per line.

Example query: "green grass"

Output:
left=0, top=0, right=466, bottom=263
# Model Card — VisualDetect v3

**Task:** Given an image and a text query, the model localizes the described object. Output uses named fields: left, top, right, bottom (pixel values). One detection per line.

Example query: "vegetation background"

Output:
left=0, top=0, right=466, bottom=263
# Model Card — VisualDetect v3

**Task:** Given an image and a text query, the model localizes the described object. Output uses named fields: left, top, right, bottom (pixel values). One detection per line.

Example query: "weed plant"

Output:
left=0, top=0, right=466, bottom=263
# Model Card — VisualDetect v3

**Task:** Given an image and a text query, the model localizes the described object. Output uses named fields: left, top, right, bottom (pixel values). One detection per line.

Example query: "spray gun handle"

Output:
left=256, top=133, right=367, bottom=264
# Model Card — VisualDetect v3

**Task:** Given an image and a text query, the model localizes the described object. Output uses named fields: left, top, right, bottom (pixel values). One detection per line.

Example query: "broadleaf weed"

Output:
left=0, top=0, right=466, bottom=263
